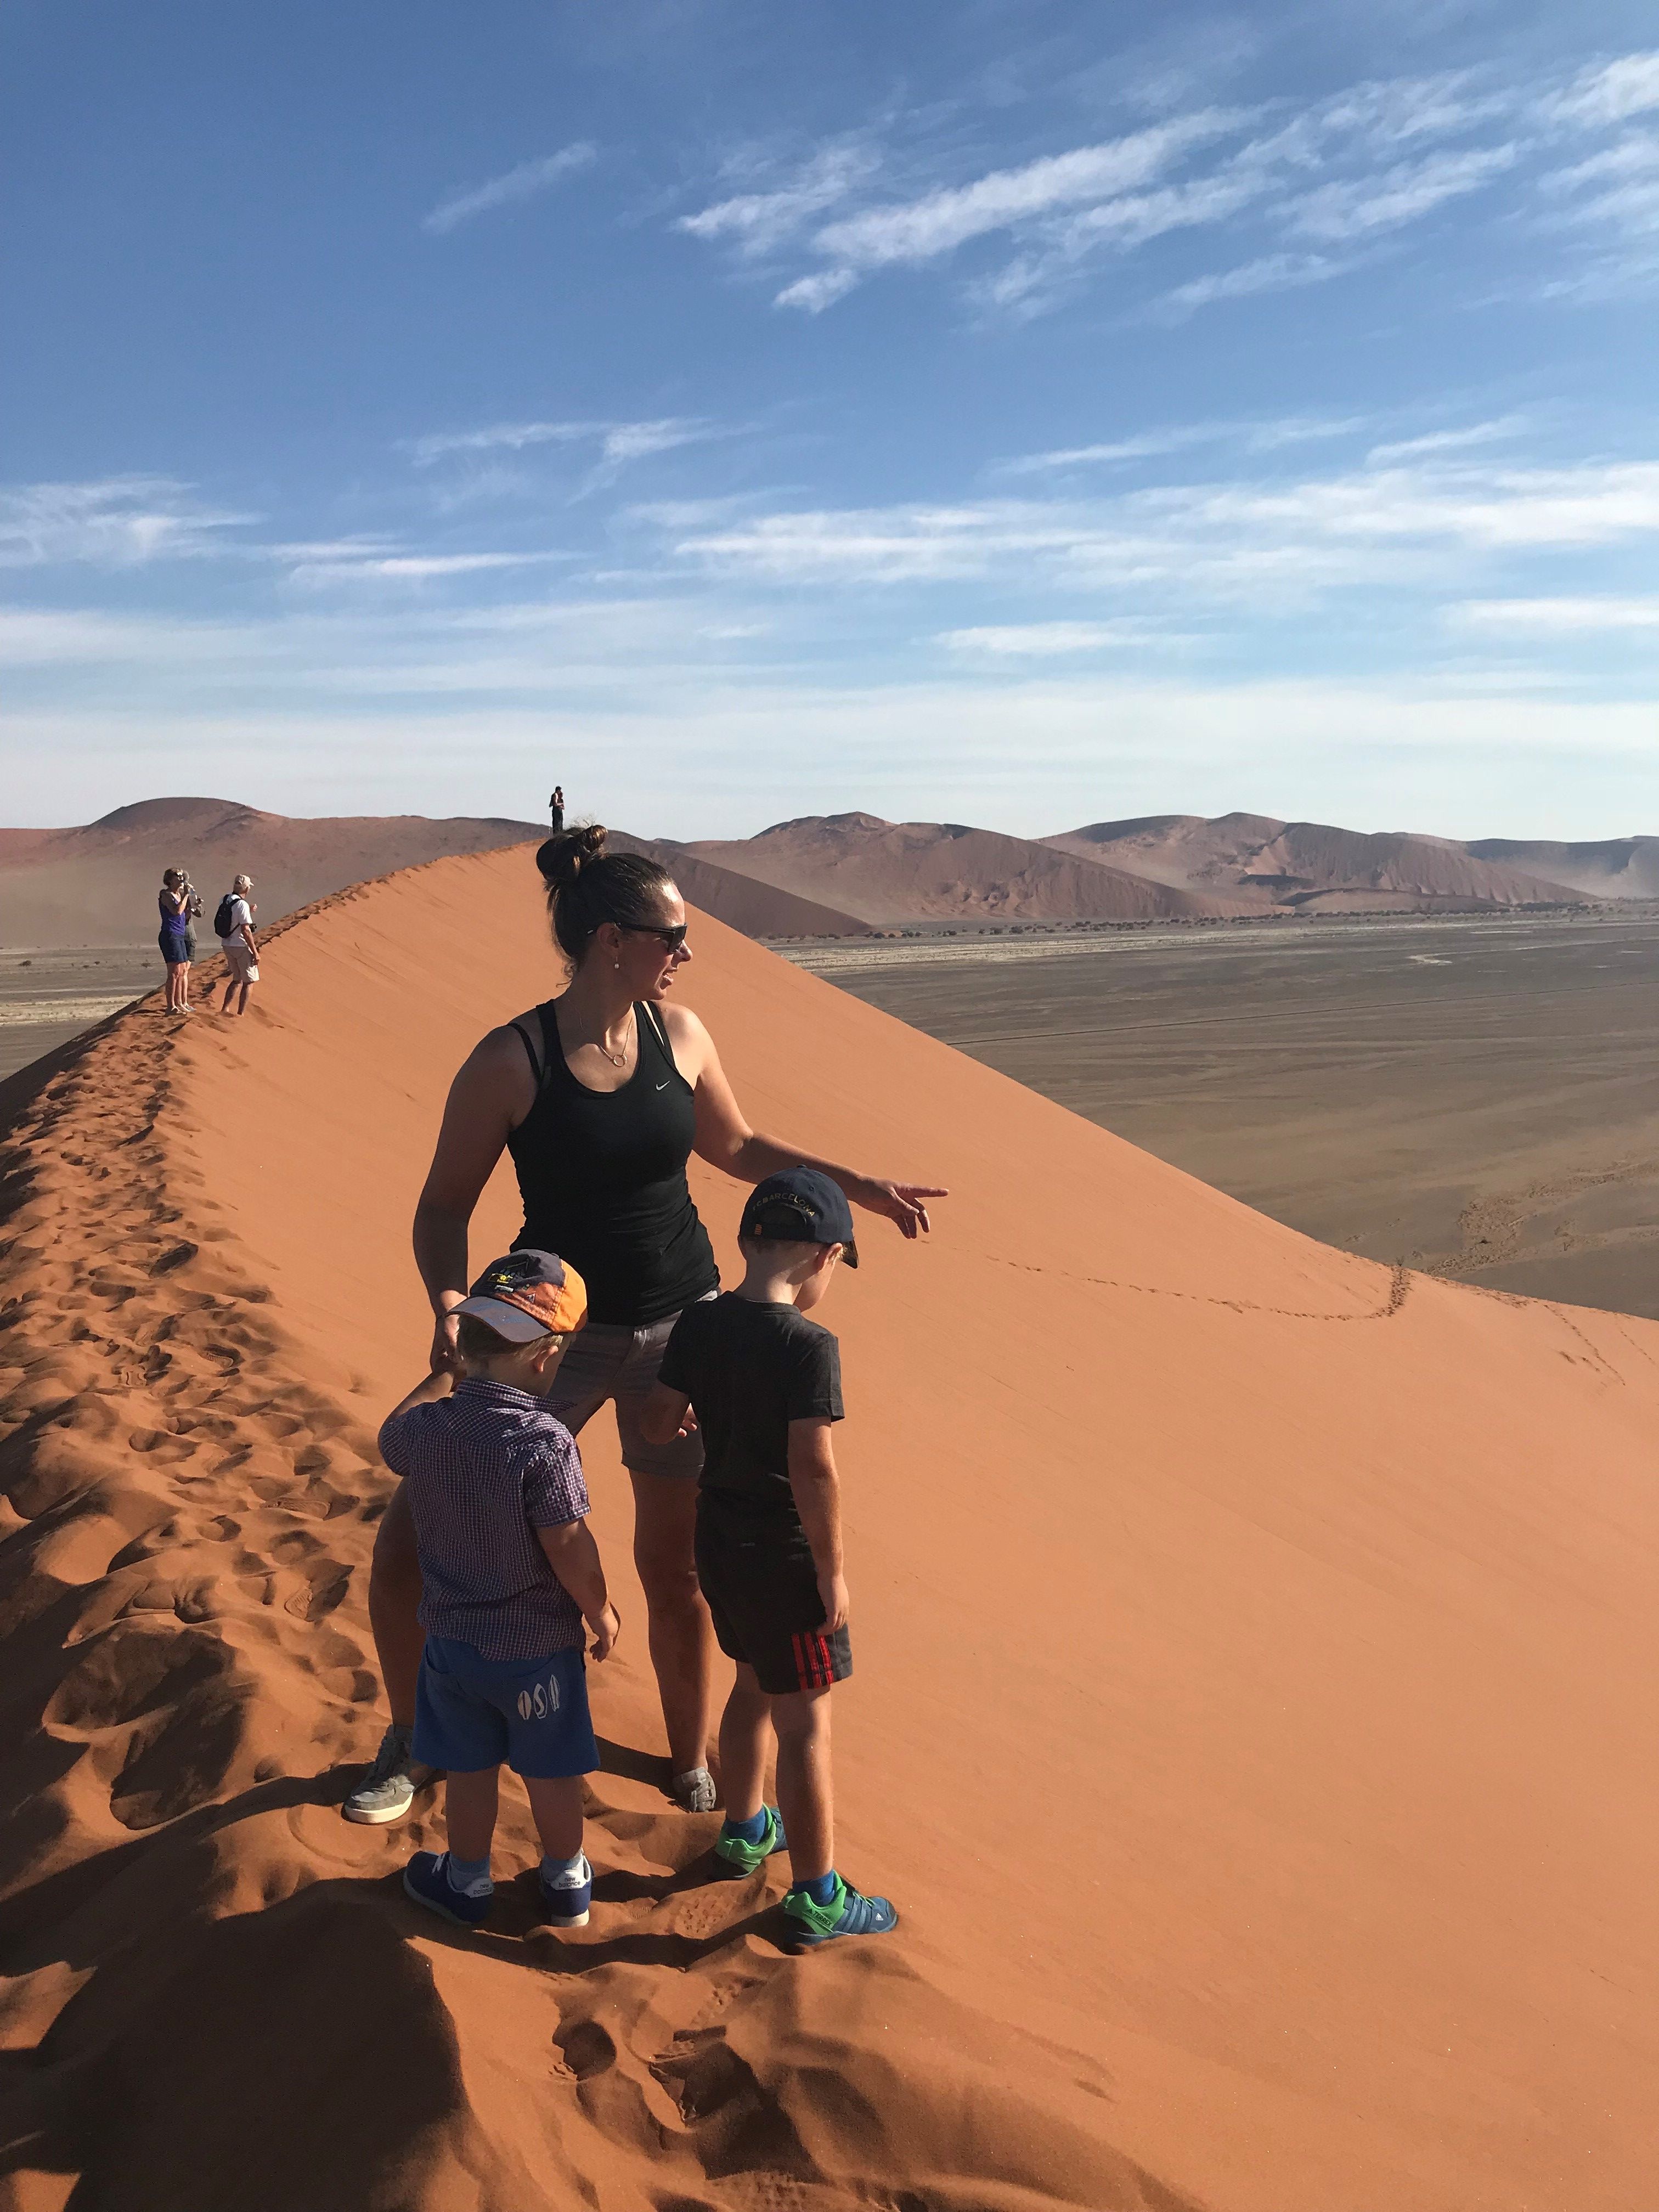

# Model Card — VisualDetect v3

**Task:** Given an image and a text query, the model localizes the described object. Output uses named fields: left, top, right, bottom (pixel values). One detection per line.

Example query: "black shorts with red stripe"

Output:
left=693, top=1514, right=853, bottom=1697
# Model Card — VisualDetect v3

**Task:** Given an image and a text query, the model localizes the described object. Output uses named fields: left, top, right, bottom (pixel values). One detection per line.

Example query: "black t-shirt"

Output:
left=658, top=1292, right=843, bottom=1524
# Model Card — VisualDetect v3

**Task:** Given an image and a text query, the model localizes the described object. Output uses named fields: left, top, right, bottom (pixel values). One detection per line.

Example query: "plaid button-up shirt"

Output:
left=380, top=1378, right=590, bottom=1660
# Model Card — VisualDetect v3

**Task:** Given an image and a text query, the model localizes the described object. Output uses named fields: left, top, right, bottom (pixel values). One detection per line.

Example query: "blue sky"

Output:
left=4, top=0, right=1657, bottom=838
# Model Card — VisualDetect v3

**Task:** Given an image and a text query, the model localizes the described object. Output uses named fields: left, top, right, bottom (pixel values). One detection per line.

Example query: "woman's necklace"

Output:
left=601, top=1012, right=634, bottom=1067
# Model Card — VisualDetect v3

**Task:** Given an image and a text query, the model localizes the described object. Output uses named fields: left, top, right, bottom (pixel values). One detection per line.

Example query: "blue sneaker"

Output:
left=403, top=1850, right=492, bottom=1929
left=712, top=1805, right=788, bottom=1880
left=538, top=1851, right=592, bottom=1929
left=780, top=1873, right=898, bottom=1950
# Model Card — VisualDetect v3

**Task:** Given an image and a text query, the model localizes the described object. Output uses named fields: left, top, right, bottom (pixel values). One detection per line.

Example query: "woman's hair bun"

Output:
left=533, top=821, right=677, bottom=964
left=536, top=822, right=606, bottom=890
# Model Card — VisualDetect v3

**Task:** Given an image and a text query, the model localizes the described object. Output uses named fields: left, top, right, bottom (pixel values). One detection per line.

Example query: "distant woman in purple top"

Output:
left=157, top=869, right=193, bottom=1015
left=344, top=825, right=947, bottom=1826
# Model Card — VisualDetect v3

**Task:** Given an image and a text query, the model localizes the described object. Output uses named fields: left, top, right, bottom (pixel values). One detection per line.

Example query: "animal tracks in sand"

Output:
left=0, top=969, right=1165, bottom=2212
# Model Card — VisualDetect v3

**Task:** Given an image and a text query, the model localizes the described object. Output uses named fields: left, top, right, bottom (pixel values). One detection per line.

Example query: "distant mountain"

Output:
left=1465, top=837, right=1659, bottom=901
left=0, top=797, right=877, bottom=953
left=1045, top=814, right=1587, bottom=913
left=670, top=812, right=1238, bottom=927
left=610, top=836, right=873, bottom=939
left=0, top=797, right=548, bottom=947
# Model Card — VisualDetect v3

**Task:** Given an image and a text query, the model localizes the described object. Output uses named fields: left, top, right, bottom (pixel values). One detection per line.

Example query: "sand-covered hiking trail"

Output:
left=1, top=847, right=1656, bottom=2211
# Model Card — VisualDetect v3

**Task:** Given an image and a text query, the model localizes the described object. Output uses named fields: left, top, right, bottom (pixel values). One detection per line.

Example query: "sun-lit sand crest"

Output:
left=1, top=843, right=1656, bottom=2209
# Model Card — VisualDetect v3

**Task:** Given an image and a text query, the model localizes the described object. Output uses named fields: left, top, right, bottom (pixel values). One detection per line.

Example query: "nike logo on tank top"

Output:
left=507, top=1000, right=720, bottom=1328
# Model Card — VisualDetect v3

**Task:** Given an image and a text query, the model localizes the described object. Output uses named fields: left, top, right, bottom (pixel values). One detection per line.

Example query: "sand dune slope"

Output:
left=1, top=845, right=1657, bottom=2210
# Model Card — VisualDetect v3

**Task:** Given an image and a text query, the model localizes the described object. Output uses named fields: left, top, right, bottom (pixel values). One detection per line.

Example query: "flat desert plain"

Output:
left=0, top=947, right=160, bottom=1080
left=788, top=910, right=1659, bottom=1319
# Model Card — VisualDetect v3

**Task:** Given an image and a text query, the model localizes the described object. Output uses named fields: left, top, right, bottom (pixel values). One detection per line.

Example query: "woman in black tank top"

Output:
left=507, top=993, right=716, bottom=1325
left=349, top=827, right=946, bottom=1828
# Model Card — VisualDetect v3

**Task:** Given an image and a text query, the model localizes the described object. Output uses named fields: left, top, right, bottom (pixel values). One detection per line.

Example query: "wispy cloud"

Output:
left=0, top=477, right=257, bottom=567
left=662, top=452, right=1659, bottom=610
left=938, top=621, right=1151, bottom=654
left=678, top=52, right=1659, bottom=319
left=287, top=551, right=572, bottom=588
left=1367, top=417, right=1530, bottom=462
left=407, top=417, right=721, bottom=487
left=1454, top=594, right=1659, bottom=632
left=423, top=143, right=596, bottom=236
left=1546, top=53, right=1659, bottom=127
left=999, top=415, right=1369, bottom=475
left=1147, top=251, right=1355, bottom=320
left=676, top=142, right=882, bottom=256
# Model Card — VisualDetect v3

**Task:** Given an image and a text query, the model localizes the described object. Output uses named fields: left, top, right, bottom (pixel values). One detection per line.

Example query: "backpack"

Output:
left=213, top=894, right=238, bottom=938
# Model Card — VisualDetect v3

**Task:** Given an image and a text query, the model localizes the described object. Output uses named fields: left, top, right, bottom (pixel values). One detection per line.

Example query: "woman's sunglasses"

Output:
left=622, top=923, right=689, bottom=952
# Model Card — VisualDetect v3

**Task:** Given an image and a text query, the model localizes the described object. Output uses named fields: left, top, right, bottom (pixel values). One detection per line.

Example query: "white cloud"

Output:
left=0, top=477, right=256, bottom=567
left=407, top=421, right=599, bottom=465
left=677, top=142, right=881, bottom=256
left=808, top=116, right=1235, bottom=273
left=1453, top=595, right=1659, bottom=632
left=1365, top=417, right=1531, bottom=462
left=680, top=51, right=1659, bottom=319
left=1289, top=143, right=1520, bottom=242
left=775, top=268, right=860, bottom=313
left=1547, top=53, right=1659, bottom=127
left=287, top=552, right=570, bottom=586
left=423, top=143, right=596, bottom=235
left=407, top=417, right=719, bottom=476
left=663, top=453, right=1659, bottom=612
left=1150, top=252, right=1354, bottom=318
left=938, top=622, right=1150, bottom=654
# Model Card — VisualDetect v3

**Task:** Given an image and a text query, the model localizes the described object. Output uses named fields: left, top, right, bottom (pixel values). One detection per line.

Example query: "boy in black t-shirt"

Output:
left=644, top=1166, right=898, bottom=1950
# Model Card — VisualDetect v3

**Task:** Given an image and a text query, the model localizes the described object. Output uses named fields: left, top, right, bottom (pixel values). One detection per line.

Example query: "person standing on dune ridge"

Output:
left=215, top=874, right=259, bottom=1017
left=343, top=825, right=946, bottom=1828
left=157, top=868, right=193, bottom=1015
left=549, top=786, right=565, bottom=832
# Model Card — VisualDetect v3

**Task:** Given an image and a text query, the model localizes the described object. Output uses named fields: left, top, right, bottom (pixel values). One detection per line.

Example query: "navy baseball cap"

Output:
left=738, top=1167, right=859, bottom=1267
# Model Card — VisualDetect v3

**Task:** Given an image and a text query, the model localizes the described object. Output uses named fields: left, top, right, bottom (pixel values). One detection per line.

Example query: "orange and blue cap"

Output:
left=455, top=1249, right=588, bottom=1342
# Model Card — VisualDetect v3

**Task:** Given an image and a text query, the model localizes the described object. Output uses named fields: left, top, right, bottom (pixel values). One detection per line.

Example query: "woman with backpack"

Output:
left=343, top=825, right=946, bottom=1825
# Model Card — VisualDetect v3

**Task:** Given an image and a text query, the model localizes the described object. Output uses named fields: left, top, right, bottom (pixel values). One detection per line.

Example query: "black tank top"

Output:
left=507, top=999, right=719, bottom=1327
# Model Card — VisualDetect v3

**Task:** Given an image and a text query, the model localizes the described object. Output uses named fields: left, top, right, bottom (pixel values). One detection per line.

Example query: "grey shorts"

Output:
left=548, top=1302, right=708, bottom=1481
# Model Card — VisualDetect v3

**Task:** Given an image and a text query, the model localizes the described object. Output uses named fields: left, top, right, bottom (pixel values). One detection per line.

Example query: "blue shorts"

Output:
left=412, top=1635, right=599, bottom=1780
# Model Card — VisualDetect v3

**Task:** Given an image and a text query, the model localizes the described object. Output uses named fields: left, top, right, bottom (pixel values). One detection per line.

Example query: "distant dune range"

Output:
left=0, top=846, right=1655, bottom=2209
left=1043, top=812, right=1592, bottom=915
left=673, top=812, right=1238, bottom=924
left=0, top=797, right=860, bottom=950
left=2, top=803, right=1648, bottom=962
left=671, top=809, right=1621, bottom=926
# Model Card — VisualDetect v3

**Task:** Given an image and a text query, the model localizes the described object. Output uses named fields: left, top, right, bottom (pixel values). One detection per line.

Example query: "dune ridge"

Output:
left=2, top=844, right=1657, bottom=2209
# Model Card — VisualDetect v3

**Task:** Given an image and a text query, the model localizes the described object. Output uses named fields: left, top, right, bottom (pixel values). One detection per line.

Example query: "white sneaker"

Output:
left=670, top=1767, right=718, bottom=1815
left=342, top=1724, right=434, bottom=1825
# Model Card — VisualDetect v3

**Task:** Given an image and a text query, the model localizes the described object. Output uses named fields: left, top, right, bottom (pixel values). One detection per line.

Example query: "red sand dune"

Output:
left=1046, top=814, right=1585, bottom=912
left=1, top=845, right=1657, bottom=2209
left=1466, top=834, right=1659, bottom=900
left=677, top=812, right=1239, bottom=924
left=0, top=795, right=548, bottom=947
